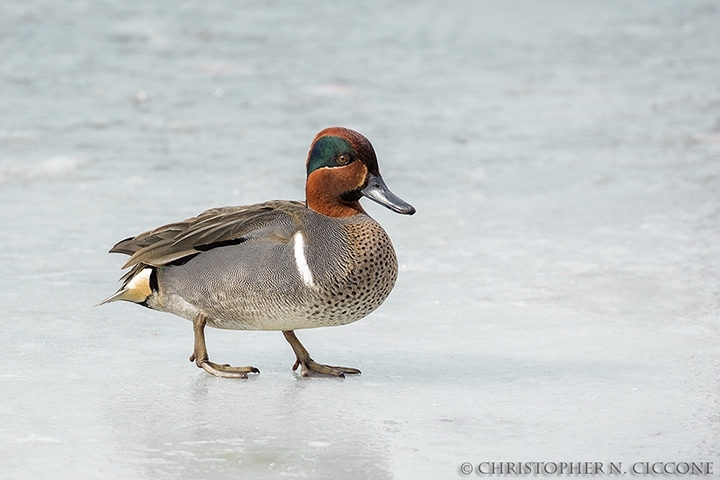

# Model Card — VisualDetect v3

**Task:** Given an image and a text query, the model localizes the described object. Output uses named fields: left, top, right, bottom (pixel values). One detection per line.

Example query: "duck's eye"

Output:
left=336, top=154, right=351, bottom=166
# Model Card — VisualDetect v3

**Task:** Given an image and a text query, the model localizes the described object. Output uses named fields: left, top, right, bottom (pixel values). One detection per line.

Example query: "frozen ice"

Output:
left=1, top=0, right=719, bottom=478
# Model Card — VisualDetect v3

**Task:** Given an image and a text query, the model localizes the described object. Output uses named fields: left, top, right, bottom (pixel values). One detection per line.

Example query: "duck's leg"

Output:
left=189, top=312, right=259, bottom=378
left=282, top=330, right=361, bottom=378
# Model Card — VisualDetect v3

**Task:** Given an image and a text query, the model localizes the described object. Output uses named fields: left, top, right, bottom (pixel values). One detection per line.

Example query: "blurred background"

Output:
left=1, top=1, right=719, bottom=478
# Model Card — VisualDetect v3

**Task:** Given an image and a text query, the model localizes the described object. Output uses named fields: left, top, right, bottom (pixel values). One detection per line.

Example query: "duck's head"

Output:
left=305, top=127, right=416, bottom=218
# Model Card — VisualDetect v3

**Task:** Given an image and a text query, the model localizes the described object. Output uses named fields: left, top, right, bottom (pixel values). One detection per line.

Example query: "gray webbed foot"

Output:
left=191, top=313, right=259, bottom=379
left=283, top=330, right=361, bottom=378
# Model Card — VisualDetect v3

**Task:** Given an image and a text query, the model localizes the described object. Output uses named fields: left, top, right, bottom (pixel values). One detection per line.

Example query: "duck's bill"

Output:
left=361, top=173, right=416, bottom=215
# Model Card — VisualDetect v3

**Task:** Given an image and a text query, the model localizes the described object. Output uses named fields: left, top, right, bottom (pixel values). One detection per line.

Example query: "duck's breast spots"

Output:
left=311, top=219, right=398, bottom=323
left=345, top=221, right=398, bottom=299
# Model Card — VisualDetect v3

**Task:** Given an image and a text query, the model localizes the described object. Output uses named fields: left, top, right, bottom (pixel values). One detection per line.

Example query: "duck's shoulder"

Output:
left=113, top=200, right=305, bottom=270
left=300, top=208, right=380, bottom=235
left=300, top=211, right=390, bottom=257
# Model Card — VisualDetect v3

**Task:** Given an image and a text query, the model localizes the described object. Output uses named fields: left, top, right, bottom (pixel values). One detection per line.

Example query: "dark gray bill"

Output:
left=361, top=173, right=416, bottom=215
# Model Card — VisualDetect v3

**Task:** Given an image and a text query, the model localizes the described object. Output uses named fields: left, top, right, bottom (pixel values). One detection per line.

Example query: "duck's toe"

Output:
left=283, top=330, right=360, bottom=378
left=198, top=360, right=259, bottom=378
left=189, top=312, right=259, bottom=378
left=293, top=359, right=361, bottom=378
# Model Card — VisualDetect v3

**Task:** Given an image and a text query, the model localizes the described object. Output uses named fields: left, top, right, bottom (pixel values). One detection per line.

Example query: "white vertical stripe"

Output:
left=293, top=231, right=315, bottom=287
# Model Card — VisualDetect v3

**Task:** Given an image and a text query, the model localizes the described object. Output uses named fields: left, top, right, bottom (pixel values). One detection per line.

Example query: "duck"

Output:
left=99, top=127, right=415, bottom=378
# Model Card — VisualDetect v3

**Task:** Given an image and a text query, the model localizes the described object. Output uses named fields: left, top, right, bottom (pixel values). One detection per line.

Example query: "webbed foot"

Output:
left=189, top=353, right=259, bottom=379
left=191, top=313, right=259, bottom=379
left=283, top=330, right=361, bottom=378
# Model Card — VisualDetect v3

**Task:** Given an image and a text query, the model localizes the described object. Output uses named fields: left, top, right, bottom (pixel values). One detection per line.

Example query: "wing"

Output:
left=111, top=200, right=305, bottom=270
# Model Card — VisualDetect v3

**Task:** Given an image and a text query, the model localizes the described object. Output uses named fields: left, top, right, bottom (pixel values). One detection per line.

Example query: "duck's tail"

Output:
left=96, top=267, right=154, bottom=306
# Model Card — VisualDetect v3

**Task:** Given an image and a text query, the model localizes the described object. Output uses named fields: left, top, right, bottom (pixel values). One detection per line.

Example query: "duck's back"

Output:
left=153, top=208, right=398, bottom=331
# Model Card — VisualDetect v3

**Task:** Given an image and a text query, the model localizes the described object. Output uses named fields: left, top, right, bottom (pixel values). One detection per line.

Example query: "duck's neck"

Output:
left=306, top=192, right=364, bottom=218
left=305, top=173, right=365, bottom=218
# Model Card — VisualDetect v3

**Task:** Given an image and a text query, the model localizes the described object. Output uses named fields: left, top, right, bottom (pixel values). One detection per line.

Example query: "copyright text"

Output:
left=459, top=462, right=714, bottom=476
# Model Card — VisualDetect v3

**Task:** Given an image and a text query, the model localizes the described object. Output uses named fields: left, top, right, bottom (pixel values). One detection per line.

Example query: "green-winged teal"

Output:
left=100, top=127, right=415, bottom=378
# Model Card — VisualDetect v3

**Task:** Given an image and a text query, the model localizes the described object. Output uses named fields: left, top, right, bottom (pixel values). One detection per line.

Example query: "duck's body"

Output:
left=101, top=127, right=414, bottom=378
left=129, top=202, right=398, bottom=331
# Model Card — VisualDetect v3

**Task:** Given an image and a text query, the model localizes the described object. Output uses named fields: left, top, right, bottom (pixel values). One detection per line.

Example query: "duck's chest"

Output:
left=298, top=216, right=399, bottom=325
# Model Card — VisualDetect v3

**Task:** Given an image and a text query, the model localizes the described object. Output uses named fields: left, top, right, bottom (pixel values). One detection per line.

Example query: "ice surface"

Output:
left=1, top=1, right=719, bottom=478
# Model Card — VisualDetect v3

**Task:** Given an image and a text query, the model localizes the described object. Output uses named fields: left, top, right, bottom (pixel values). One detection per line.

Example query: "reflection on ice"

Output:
left=106, top=374, right=392, bottom=479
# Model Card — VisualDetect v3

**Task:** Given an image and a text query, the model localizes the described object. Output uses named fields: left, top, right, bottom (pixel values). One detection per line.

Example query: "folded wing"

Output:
left=111, top=200, right=305, bottom=272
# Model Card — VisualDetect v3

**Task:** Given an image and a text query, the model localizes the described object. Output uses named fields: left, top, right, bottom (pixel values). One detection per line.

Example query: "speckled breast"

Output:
left=299, top=213, right=399, bottom=328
